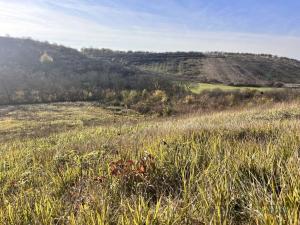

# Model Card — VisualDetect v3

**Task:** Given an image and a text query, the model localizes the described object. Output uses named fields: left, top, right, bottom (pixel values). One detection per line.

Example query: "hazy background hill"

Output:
left=0, top=37, right=171, bottom=105
left=82, top=49, right=300, bottom=86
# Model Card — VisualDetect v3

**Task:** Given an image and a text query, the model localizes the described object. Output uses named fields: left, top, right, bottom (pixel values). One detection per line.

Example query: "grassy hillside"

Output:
left=1, top=102, right=300, bottom=224
left=2, top=38, right=300, bottom=224
left=0, top=37, right=172, bottom=105
left=83, top=49, right=300, bottom=86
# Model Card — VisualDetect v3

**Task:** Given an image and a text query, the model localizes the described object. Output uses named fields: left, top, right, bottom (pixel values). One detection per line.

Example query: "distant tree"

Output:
left=0, top=79, right=12, bottom=103
left=40, top=52, right=53, bottom=64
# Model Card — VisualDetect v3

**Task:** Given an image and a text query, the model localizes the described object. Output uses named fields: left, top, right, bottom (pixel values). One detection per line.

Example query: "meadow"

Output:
left=189, top=83, right=278, bottom=94
left=1, top=101, right=300, bottom=224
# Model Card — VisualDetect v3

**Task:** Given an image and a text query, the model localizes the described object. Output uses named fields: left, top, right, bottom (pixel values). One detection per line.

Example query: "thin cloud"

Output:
left=0, top=0, right=299, bottom=59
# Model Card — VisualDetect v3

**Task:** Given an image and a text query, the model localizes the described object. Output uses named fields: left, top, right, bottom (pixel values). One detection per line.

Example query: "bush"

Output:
left=152, top=90, right=168, bottom=103
left=184, top=95, right=195, bottom=104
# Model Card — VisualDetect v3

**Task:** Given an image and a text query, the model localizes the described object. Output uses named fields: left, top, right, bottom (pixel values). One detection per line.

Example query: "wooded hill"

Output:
left=0, top=37, right=174, bottom=105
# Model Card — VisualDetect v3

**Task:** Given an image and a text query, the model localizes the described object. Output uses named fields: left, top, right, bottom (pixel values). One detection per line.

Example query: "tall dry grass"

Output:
left=0, top=102, right=300, bottom=224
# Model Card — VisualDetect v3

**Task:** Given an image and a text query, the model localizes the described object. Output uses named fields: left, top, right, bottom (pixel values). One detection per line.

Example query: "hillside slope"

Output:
left=83, top=49, right=300, bottom=86
left=0, top=37, right=169, bottom=105
left=1, top=102, right=300, bottom=224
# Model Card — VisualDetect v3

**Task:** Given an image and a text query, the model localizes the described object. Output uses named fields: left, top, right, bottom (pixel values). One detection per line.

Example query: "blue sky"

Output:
left=0, top=0, right=300, bottom=59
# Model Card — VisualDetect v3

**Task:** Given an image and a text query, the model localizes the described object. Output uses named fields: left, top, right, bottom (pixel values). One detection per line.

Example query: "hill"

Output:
left=82, top=49, right=300, bottom=86
left=1, top=36, right=300, bottom=106
left=0, top=37, right=171, bottom=105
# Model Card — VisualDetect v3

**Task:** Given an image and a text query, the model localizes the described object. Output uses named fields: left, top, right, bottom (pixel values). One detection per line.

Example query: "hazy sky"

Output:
left=1, top=0, right=300, bottom=59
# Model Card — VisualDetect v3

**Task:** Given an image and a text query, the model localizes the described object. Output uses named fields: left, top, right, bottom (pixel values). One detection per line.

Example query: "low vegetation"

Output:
left=1, top=101, right=300, bottom=224
left=99, top=88, right=300, bottom=116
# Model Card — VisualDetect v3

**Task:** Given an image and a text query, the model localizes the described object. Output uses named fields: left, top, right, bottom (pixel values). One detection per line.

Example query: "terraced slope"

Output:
left=83, top=49, right=300, bottom=86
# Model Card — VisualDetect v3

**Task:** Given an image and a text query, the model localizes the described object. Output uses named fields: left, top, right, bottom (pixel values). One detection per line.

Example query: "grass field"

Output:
left=1, top=102, right=300, bottom=224
left=189, top=83, right=278, bottom=94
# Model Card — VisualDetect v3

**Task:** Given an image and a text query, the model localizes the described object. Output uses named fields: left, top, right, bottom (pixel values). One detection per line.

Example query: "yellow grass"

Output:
left=0, top=101, right=300, bottom=224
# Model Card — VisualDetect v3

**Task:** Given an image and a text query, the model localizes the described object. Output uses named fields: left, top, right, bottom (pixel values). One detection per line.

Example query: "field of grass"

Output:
left=1, top=101, right=300, bottom=224
left=0, top=102, right=144, bottom=142
left=189, top=83, right=278, bottom=94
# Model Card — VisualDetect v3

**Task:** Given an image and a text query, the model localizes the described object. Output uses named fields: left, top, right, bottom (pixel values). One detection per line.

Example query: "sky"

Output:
left=0, top=0, right=300, bottom=59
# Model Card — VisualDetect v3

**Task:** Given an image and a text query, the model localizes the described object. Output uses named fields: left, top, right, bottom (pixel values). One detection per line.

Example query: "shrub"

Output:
left=184, top=95, right=195, bottom=104
left=152, top=90, right=168, bottom=103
